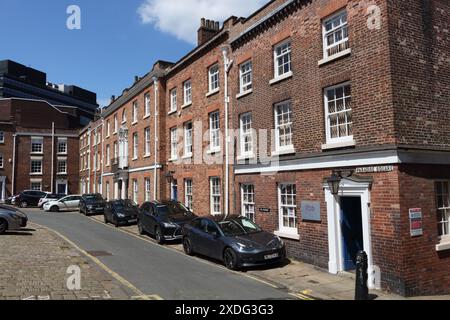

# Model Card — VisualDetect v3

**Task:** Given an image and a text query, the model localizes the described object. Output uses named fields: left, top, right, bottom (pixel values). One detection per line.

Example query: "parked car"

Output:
left=182, top=215, right=286, bottom=270
left=138, top=200, right=197, bottom=244
left=79, top=193, right=106, bottom=216
left=43, top=195, right=82, bottom=212
left=4, top=195, right=16, bottom=205
left=15, top=190, right=49, bottom=208
left=38, top=194, right=66, bottom=209
left=0, top=205, right=28, bottom=234
left=104, top=200, right=139, bottom=227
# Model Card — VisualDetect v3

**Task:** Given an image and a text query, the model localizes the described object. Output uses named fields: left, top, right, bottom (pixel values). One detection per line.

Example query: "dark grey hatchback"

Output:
left=182, top=215, right=286, bottom=270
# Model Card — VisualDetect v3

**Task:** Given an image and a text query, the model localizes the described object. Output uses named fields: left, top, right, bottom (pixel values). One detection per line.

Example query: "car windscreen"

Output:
left=156, top=203, right=193, bottom=218
left=218, top=217, right=262, bottom=237
left=84, top=195, right=103, bottom=202
left=112, top=200, right=137, bottom=209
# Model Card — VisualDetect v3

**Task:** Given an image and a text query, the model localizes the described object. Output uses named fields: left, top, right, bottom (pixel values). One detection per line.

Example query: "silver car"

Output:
left=0, top=205, right=28, bottom=234
left=43, top=195, right=82, bottom=212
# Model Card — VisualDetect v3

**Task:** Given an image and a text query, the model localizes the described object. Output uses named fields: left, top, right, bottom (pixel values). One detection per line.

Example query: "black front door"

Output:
left=340, top=197, right=364, bottom=271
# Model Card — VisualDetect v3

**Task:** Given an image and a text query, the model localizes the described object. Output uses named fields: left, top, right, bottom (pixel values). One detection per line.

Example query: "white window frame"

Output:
left=210, top=177, right=221, bottom=215
left=106, top=182, right=110, bottom=201
left=30, top=159, right=43, bottom=175
left=132, top=132, right=138, bottom=160
left=239, top=112, right=254, bottom=158
left=31, top=137, right=44, bottom=154
left=324, top=82, right=353, bottom=145
left=184, top=122, right=193, bottom=157
left=209, top=111, right=220, bottom=152
left=145, top=178, right=151, bottom=202
left=436, top=181, right=450, bottom=240
left=113, top=142, right=118, bottom=163
left=114, top=115, right=118, bottom=134
left=30, top=181, right=42, bottom=191
left=208, top=64, right=220, bottom=93
left=0, top=154, right=3, bottom=168
left=122, top=109, right=127, bottom=124
left=132, top=101, right=138, bottom=124
left=0, top=131, right=4, bottom=143
left=322, top=10, right=349, bottom=60
left=170, top=88, right=177, bottom=113
left=106, top=120, right=110, bottom=137
left=144, top=93, right=151, bottom=117
left=273, top=40, right=292, bottom=79
left=239, top=60, right=253, bottom=94
left=274, top=101, right=294, bottom=153
left=144, top=127, right=151, bottom=157
left=277, top=183, right=298, bottom=235
left=57, top=138, right=67, bottom=155
left=170, top=128, right=178, bottom=160
left=133, top=179, right=138, bottom=204
left=106, top=145, right=111, bottom=166
left=183, top=80, right=192, bottom=106
left=185, top=179, right=193, bottom=210
left=57, top=159, right=67, bottom=175
left=241, top=184, right=255, bottom=222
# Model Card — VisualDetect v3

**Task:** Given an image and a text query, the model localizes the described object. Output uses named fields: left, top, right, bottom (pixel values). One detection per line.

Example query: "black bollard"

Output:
left=355, top=251, right=369, bottom=300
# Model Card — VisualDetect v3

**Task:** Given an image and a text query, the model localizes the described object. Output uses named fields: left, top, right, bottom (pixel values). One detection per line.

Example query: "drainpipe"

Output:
left=153, top=76, right=159, bottom=200
left=222, top=47, right=233, bottom=218
left=51, top=122, right=55, bottom=194
left=11, top=134, right=16, bottom=195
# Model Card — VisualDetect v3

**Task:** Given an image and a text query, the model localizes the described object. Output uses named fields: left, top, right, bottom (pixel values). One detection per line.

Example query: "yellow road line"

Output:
left=289, top=292, right=315, bottom=300
left=30, top=222, right=160, bottom=300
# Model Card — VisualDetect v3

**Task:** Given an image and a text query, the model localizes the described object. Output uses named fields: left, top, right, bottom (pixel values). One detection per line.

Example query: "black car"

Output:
left=104, top=200, right=139, bottom=227
left=79, top=194, right=106, bottom=216
left=138, top=200, right=197, bottom=244
left=182, top=215, right=286, bottom=270
left=15, top=190, right=48, bottom=208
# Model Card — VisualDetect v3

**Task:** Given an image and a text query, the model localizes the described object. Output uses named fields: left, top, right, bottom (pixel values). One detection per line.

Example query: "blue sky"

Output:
left=0, top=0, right=269, bottom=107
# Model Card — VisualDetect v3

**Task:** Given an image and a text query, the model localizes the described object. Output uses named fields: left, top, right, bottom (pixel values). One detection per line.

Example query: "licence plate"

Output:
left=264, top=253, right=279, bottom=260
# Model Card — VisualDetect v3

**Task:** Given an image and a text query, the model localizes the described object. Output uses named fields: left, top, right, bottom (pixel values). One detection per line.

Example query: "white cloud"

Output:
left=137, top=0, right=270, bottom=44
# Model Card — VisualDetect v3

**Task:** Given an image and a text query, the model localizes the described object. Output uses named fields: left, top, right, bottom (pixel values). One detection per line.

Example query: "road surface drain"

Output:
left=87, top=251, right=113, bottom=257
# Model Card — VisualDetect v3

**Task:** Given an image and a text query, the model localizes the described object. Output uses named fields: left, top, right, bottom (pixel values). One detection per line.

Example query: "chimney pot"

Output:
left=201, top=18, right=206, bottom=27
left=215, top=21, right=220, bottom=30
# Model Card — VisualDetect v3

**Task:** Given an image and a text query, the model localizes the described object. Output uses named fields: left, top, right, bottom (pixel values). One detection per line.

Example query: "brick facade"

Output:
left=79, top=0, right=450, bottom=296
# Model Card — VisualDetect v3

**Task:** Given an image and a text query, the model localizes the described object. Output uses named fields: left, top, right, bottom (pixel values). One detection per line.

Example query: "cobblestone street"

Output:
left=0, top=223, right=136, bottom=300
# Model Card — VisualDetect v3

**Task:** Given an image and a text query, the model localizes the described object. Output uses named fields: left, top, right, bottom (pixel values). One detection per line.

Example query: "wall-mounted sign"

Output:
left=259, top=208, right=271, bottom=213
left=355, top=165, right=394, bottom=174
left=301, top=201, right=321, bottom=222
left=409, top=208, right=423, bottom=237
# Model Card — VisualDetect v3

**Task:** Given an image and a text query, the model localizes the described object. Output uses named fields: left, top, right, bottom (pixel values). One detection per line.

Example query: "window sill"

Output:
left=168, top=158, right=178, bottom=162
left=113, top=132, right=117, bottom=135
left=236, top=89, right=253, bottom=99
left=274, top=231, right=300, bottom=241
left=182, top=154, right=193, bottom=160
left=272, top=148, right=296, bottom=156
left=321, top=140, right=355, bottom=150
left=237, top=154, right=256, bottom=161
left=132, top=157, right=138, bottom=161
left=132, top=121, right=138, bottom=126
left=206, top=89, right=220, bottom=98
left=436, top=238, right=450, bottom=252
left=318, top=48, right=352, bottom=66
left=207, top=149, right=221, bottom=155
left=57, top=153, right=68, bottom=156
left=121, top=121, right=127, bottom=125
left=143, top=115, right=150, bottom=120
left=143, top=154, right=151, bottom=159
left=168, top=110, right=177, bottom=116
left=269, top=71, right=293, bottom=85
left=181, top=102, right=192, bottom=109
left=30, top=173, right=43, bottom=176
left=30, top=152, right=44, bottom=156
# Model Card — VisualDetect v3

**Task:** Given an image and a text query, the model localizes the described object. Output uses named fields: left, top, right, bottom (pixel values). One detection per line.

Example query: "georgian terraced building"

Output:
left=79, top=0, right=450, bottom=296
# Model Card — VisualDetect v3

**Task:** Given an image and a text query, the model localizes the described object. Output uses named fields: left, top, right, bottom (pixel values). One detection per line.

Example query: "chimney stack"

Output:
left=197, top=18, right=220, bottom=46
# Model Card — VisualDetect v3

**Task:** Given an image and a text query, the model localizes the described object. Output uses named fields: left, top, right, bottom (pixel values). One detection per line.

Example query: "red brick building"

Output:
left=79, top=0, right=450, bottom=296
left=0, top=98, right=82, bottom=199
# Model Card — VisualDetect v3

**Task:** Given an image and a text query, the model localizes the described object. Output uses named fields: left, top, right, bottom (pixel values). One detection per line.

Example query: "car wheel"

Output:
left=50, top=206, right=59, bottom=213
left=0, top=219, right=8, bottom=234
left=114, top=217, right=119, bottom=228
left=104, top=215, right=108, bottom=224
left=155, top=227, right=164, bottom=244
left=138, top=220, right=145, bottom=235
left=224, top=248, right=239, bottom=271
left=20, top=201, right=28, bottom=208
left=183, top=237, right=194, bottom=256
